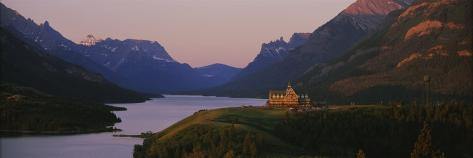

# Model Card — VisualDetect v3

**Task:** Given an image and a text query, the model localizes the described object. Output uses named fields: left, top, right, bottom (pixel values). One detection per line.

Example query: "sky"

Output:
left=2, top=0, right=355, bottom=68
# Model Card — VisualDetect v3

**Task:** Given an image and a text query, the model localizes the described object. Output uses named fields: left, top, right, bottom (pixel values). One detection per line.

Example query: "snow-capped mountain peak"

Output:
left=80, top=34, right=102, bottom=46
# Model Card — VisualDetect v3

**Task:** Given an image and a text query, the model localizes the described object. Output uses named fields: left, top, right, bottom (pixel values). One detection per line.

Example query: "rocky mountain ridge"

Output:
left=204, top=0, right=414, bottom=98
left=0, top=27, right=148, bottom=102
left=301, top=0, right=472, bottom=103
left=235, top=33, right=311, bottom=79
left=0, top=3, right=239, bottom=93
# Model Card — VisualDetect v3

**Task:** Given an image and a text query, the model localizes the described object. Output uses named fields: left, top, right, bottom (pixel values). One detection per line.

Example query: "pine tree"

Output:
left=410, top=122, right=445, bottom=158
left=243, top=133, right=258, bottom=158
left=224, top=149, right=234, bottom=158
left=249, top=139, right=258, bottom=158
left=185, top=147, right=205, bottom=158
left=356, top=149, right=366, bottom=158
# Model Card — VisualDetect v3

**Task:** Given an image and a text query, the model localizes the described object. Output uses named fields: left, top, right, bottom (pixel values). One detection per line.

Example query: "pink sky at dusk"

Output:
left=2, top=0, right=355, bottom=68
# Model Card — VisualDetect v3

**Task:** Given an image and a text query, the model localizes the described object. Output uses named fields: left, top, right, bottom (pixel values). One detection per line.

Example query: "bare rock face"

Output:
left=207, top=0, right=412, bottom=98
left=79, top=38, right=175, bottom=72
left=343, top=0, right=404, bottom=15
left=236, top=33, right=311, bottom=79
left=80, top=34, right=101, bottom=46
left=77, top=37, right=214, bottom=93
left=303, top=0, right=472, bottom=103
left=0, top=3, right=120, bottom=86
left=288, top=33, right=311, bottom=48
left=298, top=0, right=412, bottom=64
left=1, top=3, right=235, bottom=93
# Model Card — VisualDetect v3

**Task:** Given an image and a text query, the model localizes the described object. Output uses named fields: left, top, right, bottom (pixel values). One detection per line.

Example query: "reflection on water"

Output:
left=0, top=95, right=266, bottom=158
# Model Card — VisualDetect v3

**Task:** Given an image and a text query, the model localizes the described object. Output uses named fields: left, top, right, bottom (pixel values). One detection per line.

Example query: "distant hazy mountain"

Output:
left=235, top=33, right=311, bottom=78
left=205, top=0, right=414, bottom=98
left=301, top=0, right=472, bottom=104
left=0, top=28, right=148, bottom=102
left=76, top=37, right=213, bottom=93
left=80, top=34, right=101, bottom=46
left=195, top=64, right=241, bottom=87
left=0, top=3, right=233, bottom=94
left=78, top=37, right=175, bottom=72
left=0, top=3, right=123, bottom=85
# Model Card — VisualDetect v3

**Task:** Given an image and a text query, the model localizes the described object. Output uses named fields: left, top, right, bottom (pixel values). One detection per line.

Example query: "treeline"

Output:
left=0, top=84, right=124, bottom=134
left=134, top=124, right=263, bottom=158
left=274, top=102, right=473, bottom=157
left=133, top=103, right=473, bottom=158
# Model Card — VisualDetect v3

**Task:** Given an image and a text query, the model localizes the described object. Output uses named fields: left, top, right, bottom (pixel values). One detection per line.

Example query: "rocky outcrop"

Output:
left=205, top=0, right=413, bottom=98
left=236, top=33, right=311, bottom=79
left=302, top=0, right=472, bottom=103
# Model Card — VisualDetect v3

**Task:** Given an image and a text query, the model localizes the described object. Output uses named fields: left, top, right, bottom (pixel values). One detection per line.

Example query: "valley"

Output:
left=0, top=96, right=266, bottom=158
left=0, top=0, right=472, bottom=157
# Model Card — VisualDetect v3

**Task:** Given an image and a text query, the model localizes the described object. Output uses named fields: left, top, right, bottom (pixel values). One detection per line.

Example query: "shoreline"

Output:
left=0, top=128, right=122, bottom=137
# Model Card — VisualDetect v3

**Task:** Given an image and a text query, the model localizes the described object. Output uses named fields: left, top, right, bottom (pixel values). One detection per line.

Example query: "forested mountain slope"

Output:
left=0, top=28, right=148, bottom=102
left=301, top=0, right=472, bottom=104
left=204, top=0, right=414, bottom=98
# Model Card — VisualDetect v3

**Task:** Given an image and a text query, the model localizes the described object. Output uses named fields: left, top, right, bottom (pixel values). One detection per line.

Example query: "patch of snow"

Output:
left=132, top=45, right=140, bottom=51
left=203, top=74, right=214, bottom=78
left=104, top=62, right=111, bottom=66
left=152, top=55, right=174, bottom=62
left=103, top=46, right=118, bottom=52
left=275, top=47, right=285, bottom=54
left=113, top=58, right=126, bottom=70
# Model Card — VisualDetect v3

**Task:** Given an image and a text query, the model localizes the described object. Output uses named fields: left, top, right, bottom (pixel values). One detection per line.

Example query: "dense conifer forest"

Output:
left=134, top=103, right=473, bottom=158
left=0, top=84, right=125, bottom=135
left=275, top=102, right=473, bottom=157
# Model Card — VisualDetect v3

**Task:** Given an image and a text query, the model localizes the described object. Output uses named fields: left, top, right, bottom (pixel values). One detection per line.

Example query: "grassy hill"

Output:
left=135, top=103, right=473, bottom=158
left=134, top=107, right=299, bottom=158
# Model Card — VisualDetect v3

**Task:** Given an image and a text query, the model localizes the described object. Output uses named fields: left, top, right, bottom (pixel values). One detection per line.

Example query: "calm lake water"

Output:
left=0, top=95, right=266, bottom=158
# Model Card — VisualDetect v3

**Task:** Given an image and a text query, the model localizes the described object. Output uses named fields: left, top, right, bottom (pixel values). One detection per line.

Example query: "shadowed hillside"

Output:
left=204, top=0, right=414, bottom=98
left=0, top=27, right=148, bottom=103
left=301, top=0, right=472, bottom=104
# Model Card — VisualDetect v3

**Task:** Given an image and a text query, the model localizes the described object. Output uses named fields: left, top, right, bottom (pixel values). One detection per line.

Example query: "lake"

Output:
left=0, top=95, right=266, bottom=158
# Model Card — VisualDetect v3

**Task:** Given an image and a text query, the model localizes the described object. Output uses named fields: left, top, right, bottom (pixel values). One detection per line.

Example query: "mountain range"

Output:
left=77, top=37, right=211, bottom=93
left=0, top=3, right=239, bottom=94
left=1, top=0, right=471, bottom=104
left=301, top=0, right=472, bottom=104
left=0, top=27, right=147, bottom=102
left=203, top=0, right=416, bottom=98
left=234, top=33, right=311, bottom=79
left=0, top=3, right=125, bottom=87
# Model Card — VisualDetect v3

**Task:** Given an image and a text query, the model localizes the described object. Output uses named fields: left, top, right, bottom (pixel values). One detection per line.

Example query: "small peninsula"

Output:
left=0, top=84, right=126, bottom=136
